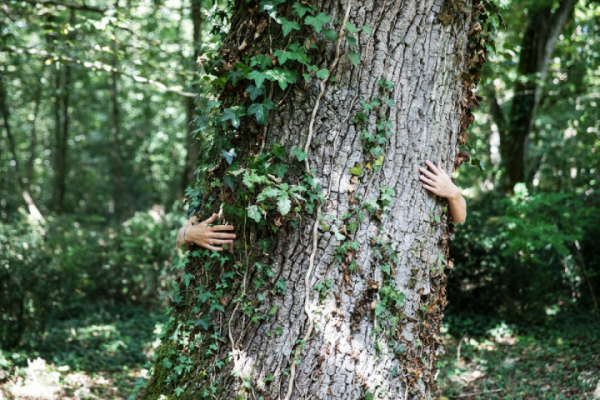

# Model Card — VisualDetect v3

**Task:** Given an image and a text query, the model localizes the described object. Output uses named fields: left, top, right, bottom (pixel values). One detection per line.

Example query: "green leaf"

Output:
left=257, top=186, right=280, bottom=202
left=181, top=273, right=195, bottom=288
left=322, top=28, right=338, bottom=41
left=345, top=21, right=360, bottom=34
left=346, top=36, right=357, bottom=47
left=248, top=99, right=275, bottom=125
left=277, top=17, right=301, bottom=36
left=264, top=68, right=298, bottom=90
left=292, top=3, right=313, bottom=18
left=375, top=301, right=386, bottom=315
left=305, top=12, right=330, bottom=33
left=471, top=157, right=486, bottom=171
left=348, top=50, right=360, bottom=65
left=247, top=70, right=267, bottom=88
left=271, top=143, right=286, bottom=160
left=220, top=107, right=245, bottom=128
left=220, top=148, right=237, bottom=165
left=362, top=24, right=372, bottom=34
left=247, top=205, right=262, bottom=223
left=277, top=194, right=292, bottom=215
left=291, top=147, right=308, bottom=161
left=349, top=163, right=363, bottom=176
left=316, top=68, right=329, bottom=80
left=245, top=85, right=265, bottom=101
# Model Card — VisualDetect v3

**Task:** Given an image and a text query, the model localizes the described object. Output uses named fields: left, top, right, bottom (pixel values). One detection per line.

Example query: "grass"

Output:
left=438, top=315, right=600, bottom=399
left=0, top=305, right=165, bottom=400
left=1, top=307, right=599, bottom=399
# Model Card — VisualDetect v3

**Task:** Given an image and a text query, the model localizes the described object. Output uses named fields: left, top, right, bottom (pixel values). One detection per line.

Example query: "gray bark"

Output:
left=145, top=0, right=477, bottom=399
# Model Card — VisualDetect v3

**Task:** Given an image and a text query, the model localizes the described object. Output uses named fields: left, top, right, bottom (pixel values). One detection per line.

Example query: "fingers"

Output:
left=419, top=167, right=437, bottom=180
left=210, top=239, right=234, bottom=245
left=210, top=232, right=237, bottom=239
left=419, top=175, right=435, bottom=186
left=209, top=224, right=235, bottom=231
left=422, top=184, right=438, bottom=194
left=425, top=160, right=440, bottom=174
left=202, top=213, right=218, bottom=225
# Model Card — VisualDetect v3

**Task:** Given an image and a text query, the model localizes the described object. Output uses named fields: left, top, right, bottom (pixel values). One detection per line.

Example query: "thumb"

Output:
left=202, top=213, right=218, bottom=225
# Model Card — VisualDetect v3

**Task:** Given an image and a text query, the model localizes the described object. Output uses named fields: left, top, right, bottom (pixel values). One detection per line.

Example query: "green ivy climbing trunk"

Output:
left=144, top=0, right=485, bottom=399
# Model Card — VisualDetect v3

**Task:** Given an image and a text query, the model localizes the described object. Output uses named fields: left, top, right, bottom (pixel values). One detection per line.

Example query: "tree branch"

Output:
left=11, top=0, right=106, bottom=14
left=4, top=47, right=197, bottom=98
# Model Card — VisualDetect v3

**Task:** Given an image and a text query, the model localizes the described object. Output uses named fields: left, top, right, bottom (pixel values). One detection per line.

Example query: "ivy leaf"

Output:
left=247, top=205, right=262, bottom=223
left=345, top=21, right=360, bottom=34
left=305, top=12, right=330, bottom=33
left=277, top=17, right=301, bottom=36
left=292, top=2, right=313, bottom=18
left=181, top=273, right=195, bottom=288
left=259, top=0, right=285, bottom=17
left=257, top=186, right=280, bottom=202
left=250, top=54, right=273, bottom=70
left=220, top=148, right=237, bottom=165
left=273, top=49, right=297, bottom=65
left=375, top=301, right=386, bottom=316
left=271, top=164, right=288, bottom=178
left=471, top=157, right=486, bottom=171
left=291, top=147, right=308, bottom=161
left=265, top=68, right=298, bottom=90
left=316, top=68, right=329, bottom=80
left=247, top=70, right=267, bottom=88
left=220, top=107, right=245, bottom=128
left=346, top=36, right=357, bottom=47
left=248, top=99, right=275, bottom=125
left=362, top=24, right=372, bottom=34
left=322, top=28, right=338, bottom=41
left=271, top=143, right=286, bottom=160
left=277, top=194, right=292, bottom=215
left=349, top=163, right=363, bottom=176
left=245, top=85, right=265, bottom=101
left=348, top=50, right=360, bottom=65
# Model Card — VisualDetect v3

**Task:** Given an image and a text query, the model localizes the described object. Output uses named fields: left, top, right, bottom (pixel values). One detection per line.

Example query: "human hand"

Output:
left=419, top=160, right=460, bottom=200
left=181, top=213, right=236, bottom=251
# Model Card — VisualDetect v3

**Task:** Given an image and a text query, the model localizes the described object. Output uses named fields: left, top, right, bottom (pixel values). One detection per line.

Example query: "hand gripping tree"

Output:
left=144, top=0, right=490, bottom=399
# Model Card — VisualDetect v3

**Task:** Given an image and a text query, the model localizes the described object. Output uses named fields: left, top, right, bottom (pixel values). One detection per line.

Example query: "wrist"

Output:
left=183, top=226, right=191, bottom=242
left=449, top=186, right=461, bottom=202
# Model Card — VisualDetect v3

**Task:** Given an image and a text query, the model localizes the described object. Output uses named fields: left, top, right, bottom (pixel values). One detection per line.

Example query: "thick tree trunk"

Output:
left=145, top=1, right=482, bottom=399
left=496, top=0, right=576, bottom=191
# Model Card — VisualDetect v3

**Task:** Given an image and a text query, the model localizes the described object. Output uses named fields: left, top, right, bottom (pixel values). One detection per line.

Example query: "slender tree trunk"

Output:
left=111, top=2, right=124, bottom=217
left=495, top=0, right=576, bottom=191
left=0, top=78, right=44, bottom=222
left=145, top=1, right=484, bottom=399
left=180, top=0, right=203, bottom=197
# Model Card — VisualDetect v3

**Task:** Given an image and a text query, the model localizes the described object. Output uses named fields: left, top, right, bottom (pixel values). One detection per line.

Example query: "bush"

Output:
left=447, top=187, right=600, bottom=324
left=0, top=205, right=184, bottom=349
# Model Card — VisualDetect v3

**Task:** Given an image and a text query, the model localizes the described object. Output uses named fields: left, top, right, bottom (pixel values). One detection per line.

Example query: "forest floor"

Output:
left=1, top=308, right=599, bottom=400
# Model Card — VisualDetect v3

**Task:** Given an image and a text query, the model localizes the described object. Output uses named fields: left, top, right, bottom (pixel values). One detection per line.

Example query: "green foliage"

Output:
left=448, top=191, right=600, bottom=322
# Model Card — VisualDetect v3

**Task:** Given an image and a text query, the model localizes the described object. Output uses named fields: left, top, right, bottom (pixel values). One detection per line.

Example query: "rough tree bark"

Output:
left=492, top=0, right=576, bottom=191
left=145, top=0, right=484, bottom=399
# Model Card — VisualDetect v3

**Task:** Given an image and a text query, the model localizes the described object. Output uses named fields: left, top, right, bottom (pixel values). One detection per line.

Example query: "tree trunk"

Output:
left=180, top=0, right=203, bottom=198
left=495, top=0, right=576, bottom=191
left=0, top=78, right=45, bottom=222
left=54, top=10, right=75, bottom=214
left=110, top=2, right=123, bottom=217
left=145, top=0, right=484, bottom=399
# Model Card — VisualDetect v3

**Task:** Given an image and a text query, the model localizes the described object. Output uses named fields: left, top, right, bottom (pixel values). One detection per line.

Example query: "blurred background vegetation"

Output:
left=0, top=0, right=599, bottom=398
